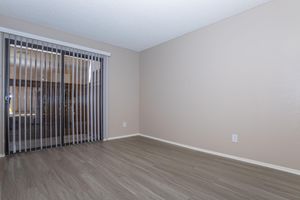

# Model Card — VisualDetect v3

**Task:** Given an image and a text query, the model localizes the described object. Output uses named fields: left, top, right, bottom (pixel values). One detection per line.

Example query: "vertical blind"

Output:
left=4, top=33, right=106, bottom=154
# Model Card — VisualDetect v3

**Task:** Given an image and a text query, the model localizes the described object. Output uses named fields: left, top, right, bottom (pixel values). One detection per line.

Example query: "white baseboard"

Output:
left=0, top=154, right=5, bottom=158
left=104, top=133, right=141, bottom=141
left=139, top=134, right=300, bottom=176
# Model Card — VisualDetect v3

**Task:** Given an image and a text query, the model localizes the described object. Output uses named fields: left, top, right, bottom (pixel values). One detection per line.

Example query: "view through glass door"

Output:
left=4, top=35, right=104, bottom=155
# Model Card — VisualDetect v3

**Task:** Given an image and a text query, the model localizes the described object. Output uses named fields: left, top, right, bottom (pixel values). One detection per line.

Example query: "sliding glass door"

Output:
left=63, top=53, right=103, bottom=146
left=4, top=35, right=104, bottom=155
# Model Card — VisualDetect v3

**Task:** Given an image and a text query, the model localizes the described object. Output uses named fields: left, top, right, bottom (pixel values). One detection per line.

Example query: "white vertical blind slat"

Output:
left=18, top=37, right=22, bottom=152
left=24, top=38, right=28, bottom=152
left=87, top=55, right=90, bottom=142
left=29, top=39, right=33, bottom=151
left=12, top=36, right=17, bottom=153
left=39, top=41, right=43, bottom=150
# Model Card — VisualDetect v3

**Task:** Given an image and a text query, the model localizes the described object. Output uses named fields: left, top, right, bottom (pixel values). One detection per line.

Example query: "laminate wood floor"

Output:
left=0, top=136, right=299, bottom=200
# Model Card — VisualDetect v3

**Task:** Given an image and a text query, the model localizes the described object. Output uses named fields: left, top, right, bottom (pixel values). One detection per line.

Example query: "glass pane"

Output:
left=64, top=55, right=73, bottom=144
left=7, top=41, right=62, bottom=152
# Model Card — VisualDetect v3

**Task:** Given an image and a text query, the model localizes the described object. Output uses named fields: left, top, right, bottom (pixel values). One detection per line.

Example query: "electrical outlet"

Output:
left=232, top=134, right=238, bottom=143
left=122, top=121, right=127, bottom=128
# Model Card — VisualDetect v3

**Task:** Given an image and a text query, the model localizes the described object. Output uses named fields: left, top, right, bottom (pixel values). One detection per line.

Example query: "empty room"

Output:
left=0, top=0, right=299, bottom=199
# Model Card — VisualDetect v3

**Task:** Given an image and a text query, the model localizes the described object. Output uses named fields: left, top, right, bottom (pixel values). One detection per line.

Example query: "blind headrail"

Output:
left=0, top=26, right=111, bottom=57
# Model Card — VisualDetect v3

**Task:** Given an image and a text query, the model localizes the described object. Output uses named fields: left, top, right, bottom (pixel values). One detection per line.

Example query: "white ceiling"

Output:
left=0, top=0, right=271, bottom=51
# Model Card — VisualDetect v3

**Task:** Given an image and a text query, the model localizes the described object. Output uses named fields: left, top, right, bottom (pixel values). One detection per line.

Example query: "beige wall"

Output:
left=140, top=0, right=300, bottom=170
left=0, top=15, right=140, bottom=154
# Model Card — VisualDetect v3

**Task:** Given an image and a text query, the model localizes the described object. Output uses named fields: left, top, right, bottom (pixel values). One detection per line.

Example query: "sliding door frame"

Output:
left=2, top=37, right=108, bottom=155
left=3, top=38, right=9, bottom=155
left=1, top=33, right=6, bottom=156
